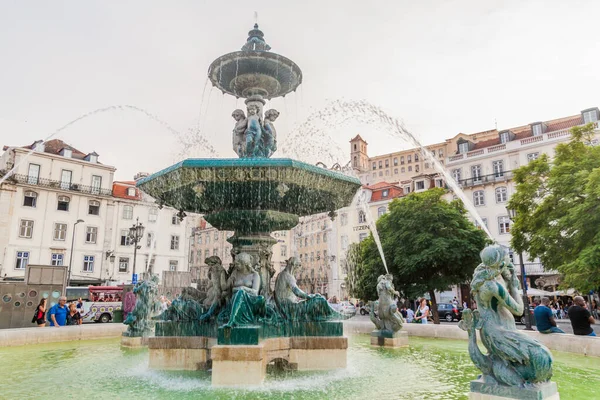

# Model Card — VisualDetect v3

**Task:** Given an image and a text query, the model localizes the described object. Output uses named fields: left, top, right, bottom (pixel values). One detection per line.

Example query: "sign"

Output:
left=132, top=273, right=138, bottom=285
left=353, top=225, right=369, bottom=231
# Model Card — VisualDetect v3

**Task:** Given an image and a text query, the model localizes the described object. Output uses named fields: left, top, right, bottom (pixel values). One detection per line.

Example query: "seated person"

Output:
left=568, top=296, right=596, bottom=336
left=534, top=297, right=564, bottom=334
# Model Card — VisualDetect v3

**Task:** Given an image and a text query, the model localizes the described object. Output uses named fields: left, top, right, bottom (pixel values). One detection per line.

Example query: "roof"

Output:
left=366, top=181, right=396, bottom=190
left=112, top=181, right=141, bottom=200
left=4, top=139, right=101, bottom=162
left=350, top=134, right=367, bottom=144
left=369, top=182, right=404, bottom=202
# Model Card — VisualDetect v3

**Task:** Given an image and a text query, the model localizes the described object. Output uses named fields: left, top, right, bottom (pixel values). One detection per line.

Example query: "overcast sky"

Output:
left=1, top=0, right=598, bottom=180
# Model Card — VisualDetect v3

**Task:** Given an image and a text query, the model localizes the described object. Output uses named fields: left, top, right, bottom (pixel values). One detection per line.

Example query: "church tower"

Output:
left=350, top=135, right=369, bottom=172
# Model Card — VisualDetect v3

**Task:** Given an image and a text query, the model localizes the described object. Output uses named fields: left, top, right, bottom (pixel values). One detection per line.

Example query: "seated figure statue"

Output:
left=154, top=287, right=205, bottom=322
left=274, top=257, right=345, bottom=321
left=370, top=274, right=404, bottom=333
left=219, top=252, right=268, bottom=328
left=199, top=256, right=228, bottom=321
left=459, top=245, right=553, bottom=387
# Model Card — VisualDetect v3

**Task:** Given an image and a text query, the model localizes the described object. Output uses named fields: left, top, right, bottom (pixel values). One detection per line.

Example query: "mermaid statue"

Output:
left=459, top=244, right=553, bottom=387
left=370, top=274, right=404, bottom=333
left=274, top=257, right=345, bottom=321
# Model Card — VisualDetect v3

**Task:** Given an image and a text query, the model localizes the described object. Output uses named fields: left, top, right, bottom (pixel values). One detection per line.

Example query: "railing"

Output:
left=487, top=144, right=506, bottom=153
left=449, top=154, right=464, bottom=162
left=466, top=149, right=484, bottom=158
left=8, top=173, right=113, bottom=196
left=515, top=263, right=558, bottom=276
left=458, top=171, right=513, bottom=188
left=520, top=135, right=543, bottom=145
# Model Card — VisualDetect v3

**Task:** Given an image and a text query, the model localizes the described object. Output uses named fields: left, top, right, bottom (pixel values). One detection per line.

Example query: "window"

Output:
left=532, top=124, right=543, bottom=136
left=473, top=190, right=485, bottom=206
left=19, top=220, right=34, bottom=238
left=51, top=253, right=64, bottom=266
left=91, top=175, right=102, bottom=194
left=404, top=186, right=411, bottom=194
left=212, top=248, right=218, bottom=256
left=493, top=160, right=504, bottom=178
left=310, top=252, right=315, bottom=261
left=400, top=156, right=405, bottom=164
left=53, top=223, right=67, bottom=241
left=204, top=249, right=210, bottom=260
left=123, top=205, right=133, bottom=220
left=120, top=230, right=132, bottom=246
left=316, top=251, right=321, bottom=261
left=452, top=169, right=462, bottom=182
left=358, top=210, right=367, bottom=223
left=385, top=159, right=389, bottom=167
left=60, top=169, right=72, bottom=190
left=341, top=235, right=349, bottom=250
left=15, top=251, right=29, bottom=270
left=214, top=231, right=219, bottom=240
left=148, top=208, right=158, bottom=222
left=393, top=158, right=398, bottom=166
left=88, top=200, right=100, bottom=215
left=23, top=190, right=37, bottom=207
left=85, top=226, right=97, bottom=244
left=385, top=170, right=389, bottom=176
left=359, top=233, right=368, bottom=242
left=416, top=181, right=425, bottom=190
left=438, top=149, right=443, bottom=158
left=378, top=161, right=382, bottom=169
left=498, top=216, right=511, bottom=234
left=377, top=206, right=386, bottom=217
left=495, top=187, right=508, bottom=203
left=499, top=131, right=510, bottom=144
left=414, top=153, right=419, bottom=162
left=372, top=162, right=376, bottom=170
left=435, top=179, right=444, bottom=188
left=394, top=168, right=398, bottom=174
left=475, top=218, right=488, bottom=229
left=316, top=234, right=321, bottom=244
left=323, top=233, right=327, bottom=243
left=408, top=166, right=412, bottom=172
left=341, top=213, right=348, bottom=226
left=382, top=189, right=389, bottom=198
left=146, top=232, right=155, bottom=248
left=425, top=163, right=429, bottom=169
left=323, top=250, right=328, bottom=260
left=583, top=109, right=598, bottom=123
left=304, top=237, right=308, bottom=246
left=127, top=187, right=136, bottom=196
left=205, top=233, right=211, bottom=244
left=83, top=255, right=95, bottom=272
left=415, top=165, right=420, bottom=173
left=527, top=152, right=539, bottom=162
left=458, top=142, right=469, bottom=154
left=471, top=165, right=482, bottom=182
left=407, top=155, right=412, bottom=163
left=281, top=245, right=287, bottom=257
left=172, top=213, right=181, bottom=225
left=197, top=234, right=202, bottom=245
left=27, top=164, right=40, bottom=184
left=118, top=257, right=129, bottom=273
left=57, top=195, right=69, bottom=211
left=401, top=167, right=405, bottom=173
left=372, top=173, right=376, bottom=178
left=170, top=235, right=180, bottom=250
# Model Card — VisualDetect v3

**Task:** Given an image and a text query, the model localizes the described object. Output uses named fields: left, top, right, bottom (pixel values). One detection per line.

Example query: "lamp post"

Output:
left=67, top=219, right=85, bottom=286
left=506, top=207, right=533, bottom=330
left=128, top=217, right=145, bottom=284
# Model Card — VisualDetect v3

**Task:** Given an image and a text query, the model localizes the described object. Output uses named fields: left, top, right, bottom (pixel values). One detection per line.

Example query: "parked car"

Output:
left=359, top=303, right=377, bottom=317
left=437, top=303, right=462, bottom=322
left=337, top=301, right=357, bottom=317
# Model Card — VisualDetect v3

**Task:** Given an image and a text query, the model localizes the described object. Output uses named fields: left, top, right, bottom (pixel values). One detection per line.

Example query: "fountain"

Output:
left=135, top=24, right=361, bottom=386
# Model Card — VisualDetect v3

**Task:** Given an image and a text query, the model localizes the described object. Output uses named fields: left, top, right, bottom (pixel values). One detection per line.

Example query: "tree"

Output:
left=508, top=123, right=600, bottom=291
left=359, top=188, right=489, bottom=323
left=347, top=240, right=385, bottom=301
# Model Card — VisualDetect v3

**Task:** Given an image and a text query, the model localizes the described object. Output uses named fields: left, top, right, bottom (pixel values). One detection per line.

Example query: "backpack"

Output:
left=31, top=306, right=41, bottom=323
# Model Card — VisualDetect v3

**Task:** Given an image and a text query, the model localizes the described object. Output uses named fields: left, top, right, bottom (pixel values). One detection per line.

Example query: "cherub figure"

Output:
left=263, top=109, right=279, bottom=157
left=231, top=109, right=247, bottom=157
left=244, top=104, right=262, bottom=157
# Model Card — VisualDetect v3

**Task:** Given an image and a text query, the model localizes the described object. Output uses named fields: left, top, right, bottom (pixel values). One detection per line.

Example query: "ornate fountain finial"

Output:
left=242, top=24, right=271, bottom=52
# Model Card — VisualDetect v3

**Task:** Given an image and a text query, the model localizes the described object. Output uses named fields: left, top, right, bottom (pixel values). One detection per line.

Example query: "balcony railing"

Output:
left=515, top=263, right=559, bottom=276
left=457, top=171, right=513, bottom=188
left=8, top=173, right=113, bottom=196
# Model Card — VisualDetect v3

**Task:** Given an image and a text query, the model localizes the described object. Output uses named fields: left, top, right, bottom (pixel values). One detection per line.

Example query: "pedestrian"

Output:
left=463, top=301, right=468, bottom=310
left=414, top=298, right=430, bottom=324
left=67, top=303, right=82, bottom=326
left=400, top=307, right=408, bottom=319
left=32, top=298, right=47, bottom=327
left=160, top=296, right=171, bottom=312
left=48, top=296, right=69, bottom=327
left=452, top=297, right=459, bottom=307
left=534, top=297, right=564, bottom=334
left=406, top=307, right=415, bottom=323
left=568, top=296, right=596, bottom=336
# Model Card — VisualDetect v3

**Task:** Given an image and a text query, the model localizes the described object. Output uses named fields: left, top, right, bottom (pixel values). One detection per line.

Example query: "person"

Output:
left=48, top=296, right=69, bottom=327
left=568, top=296, right=596, bottom=336
left=414, top=298, right=429, bottom=324
left=67, top=303, right=82, bottom=326
left=452, top=297, right=459, bottom=307
left=534, top=297, right=565, bottom=334
left=400, top=307, right=408, bottom=319
left=406, top=307, right=415, bottom=323
left=33, top=298, right=47, bottom=327
left=463, top=301, right=468, bottom=310
left=160, top=296, right=171, bottom=313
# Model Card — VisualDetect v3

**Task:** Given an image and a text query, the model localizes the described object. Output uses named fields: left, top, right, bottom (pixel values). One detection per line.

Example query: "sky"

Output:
left=1, top=0, right=599, bottom=180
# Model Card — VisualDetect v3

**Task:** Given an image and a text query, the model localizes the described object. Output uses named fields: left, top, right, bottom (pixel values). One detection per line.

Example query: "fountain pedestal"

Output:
left=469, top=379, right=560, bottom=400
left=370, top=330, right=409, bottom=348
left=120, top=335, right=148, bottom=348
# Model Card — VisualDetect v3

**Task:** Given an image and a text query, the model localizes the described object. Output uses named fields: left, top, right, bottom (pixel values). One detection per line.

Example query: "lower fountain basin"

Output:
left=1, top=334, right=597, bottom=399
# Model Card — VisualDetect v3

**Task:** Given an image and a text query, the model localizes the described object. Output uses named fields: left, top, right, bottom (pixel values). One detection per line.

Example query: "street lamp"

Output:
left=506, top=207, right=533, bottom=330
left=128, top=217, right=145, bottom=284
left=67, top=219, right=85, bottom=286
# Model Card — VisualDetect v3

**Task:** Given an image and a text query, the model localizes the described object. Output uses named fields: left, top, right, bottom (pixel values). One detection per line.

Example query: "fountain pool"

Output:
left=1, top=334, right=597, bottom=400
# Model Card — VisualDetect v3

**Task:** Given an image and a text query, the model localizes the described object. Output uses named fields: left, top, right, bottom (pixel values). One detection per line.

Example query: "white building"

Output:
left=0, top=140, right=197, bottom=285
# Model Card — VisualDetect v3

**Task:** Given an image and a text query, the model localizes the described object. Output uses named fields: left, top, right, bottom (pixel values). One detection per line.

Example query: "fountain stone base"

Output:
left=120, top=335, right=149, bottom=348
left=469, top=379, right=559, bottom=400
left=148, top=336, right=215, bottom=370
left=370, top=330, right=409, bottom=348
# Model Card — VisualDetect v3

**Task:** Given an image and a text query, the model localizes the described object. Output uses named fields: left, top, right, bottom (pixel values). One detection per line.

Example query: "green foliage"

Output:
left=347, top=240, right=385, bottom=301
left=351, top=188, right=488, bottom=306
left=508, top=123, right=600, bottom=291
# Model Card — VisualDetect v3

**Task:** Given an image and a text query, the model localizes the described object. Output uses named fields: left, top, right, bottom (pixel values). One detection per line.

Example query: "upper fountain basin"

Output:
left=208, top=51, right=302, bottom=99
left=136, top=158, right=361, bottom=232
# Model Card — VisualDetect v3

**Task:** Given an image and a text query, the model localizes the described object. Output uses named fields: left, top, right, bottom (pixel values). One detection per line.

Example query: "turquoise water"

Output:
left=0, top=335, right=598, bottom=400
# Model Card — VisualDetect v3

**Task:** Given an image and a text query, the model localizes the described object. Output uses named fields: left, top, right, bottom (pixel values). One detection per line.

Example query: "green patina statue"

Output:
left=370, top=274, right=404, bottom=333
left=274, top=257, right=344, bottom=322
left=154, top=287, right=205, bottom=322
left=199, top=256, right=228, bottom=322
left=123, top=275, right=161, bottom=337
left=459, top=244, right=553, bottom=387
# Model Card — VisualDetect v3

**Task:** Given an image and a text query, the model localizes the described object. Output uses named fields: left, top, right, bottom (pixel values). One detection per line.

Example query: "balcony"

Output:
left=457, top=171, right=513, bottom=188
left=516, top=263, right=559, bottom=276
left=7, top=173, right=113, bottom=196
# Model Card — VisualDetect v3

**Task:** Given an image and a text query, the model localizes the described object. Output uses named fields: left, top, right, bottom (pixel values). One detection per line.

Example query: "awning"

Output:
left=518, top=288, right=554, bottom=297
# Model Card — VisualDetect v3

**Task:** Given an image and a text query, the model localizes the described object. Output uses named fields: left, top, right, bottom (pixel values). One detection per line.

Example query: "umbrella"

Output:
left=518, top=288, right=554, bottom=297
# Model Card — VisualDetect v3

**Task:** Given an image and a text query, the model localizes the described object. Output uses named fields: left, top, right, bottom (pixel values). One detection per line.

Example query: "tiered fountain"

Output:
left=135, top=24, right=361, bottom=386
